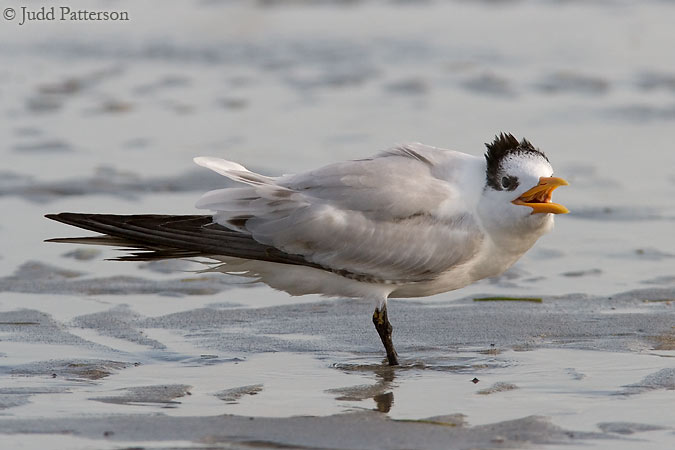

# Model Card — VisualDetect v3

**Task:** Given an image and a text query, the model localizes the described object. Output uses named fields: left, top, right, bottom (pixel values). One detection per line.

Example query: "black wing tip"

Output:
left=45, top=214, right=76, bottom=243
left=46, top=212, right=77, bottom=218
left=44, top=237, right=68, bottom=243
left=45, top=212, right=88, bottom=223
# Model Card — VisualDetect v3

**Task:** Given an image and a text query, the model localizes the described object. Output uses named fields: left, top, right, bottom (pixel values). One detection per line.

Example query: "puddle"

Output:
left=92, top=384, right=192, bottom=406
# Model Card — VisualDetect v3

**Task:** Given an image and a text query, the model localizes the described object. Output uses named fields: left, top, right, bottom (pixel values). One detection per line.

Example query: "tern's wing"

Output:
left=195, top=144, right=485, bottom=283
left=45, top=213, right=325, bottom=267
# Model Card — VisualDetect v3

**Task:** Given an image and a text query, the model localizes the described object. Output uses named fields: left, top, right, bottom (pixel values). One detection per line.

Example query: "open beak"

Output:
left=512, top=177, right=569, bottom=214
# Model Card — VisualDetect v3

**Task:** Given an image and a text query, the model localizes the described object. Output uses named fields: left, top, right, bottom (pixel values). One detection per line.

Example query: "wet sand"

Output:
left=0, top=274, right=673, bottom=448
left=1, top=0, right=674, bottom=449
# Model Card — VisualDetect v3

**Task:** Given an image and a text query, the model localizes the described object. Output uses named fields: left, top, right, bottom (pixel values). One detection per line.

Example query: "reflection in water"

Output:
left=373, top=392, right=394, bottom=413
left=373, top=365, right=396, bottom=413
left=326, top=364, right=397, bottom=413
left=328, top=350, right=514, bottom=413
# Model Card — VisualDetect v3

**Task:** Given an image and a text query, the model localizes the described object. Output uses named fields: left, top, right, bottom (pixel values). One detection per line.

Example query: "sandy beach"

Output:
left=1, top=1, right=674, bottom=449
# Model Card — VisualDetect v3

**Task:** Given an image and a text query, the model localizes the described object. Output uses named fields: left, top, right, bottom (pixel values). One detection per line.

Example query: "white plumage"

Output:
left=192, top=139, right=566, bottom=305
left=48, top=134, right=569, bottom=365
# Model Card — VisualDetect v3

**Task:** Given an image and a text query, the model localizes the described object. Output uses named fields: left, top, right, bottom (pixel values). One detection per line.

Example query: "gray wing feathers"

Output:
left=194, top=144, right=484, bottom=283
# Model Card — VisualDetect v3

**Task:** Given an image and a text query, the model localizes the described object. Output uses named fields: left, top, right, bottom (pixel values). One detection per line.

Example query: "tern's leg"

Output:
left=373, top=303, right=399, bottom=366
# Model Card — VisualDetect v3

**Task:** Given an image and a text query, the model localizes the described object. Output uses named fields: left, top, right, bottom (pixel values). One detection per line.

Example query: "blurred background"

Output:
left=1, top=0, right=674, bottom=296
left=1, top=3, right=674, bottom=447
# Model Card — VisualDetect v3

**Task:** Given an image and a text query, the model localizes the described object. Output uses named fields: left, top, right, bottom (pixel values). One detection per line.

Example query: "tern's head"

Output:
left=479, top=133, right=568, bottom=238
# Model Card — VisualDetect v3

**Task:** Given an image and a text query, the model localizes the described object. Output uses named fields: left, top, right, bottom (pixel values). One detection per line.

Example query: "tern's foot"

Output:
left=373, top=306, right=399, bottom=366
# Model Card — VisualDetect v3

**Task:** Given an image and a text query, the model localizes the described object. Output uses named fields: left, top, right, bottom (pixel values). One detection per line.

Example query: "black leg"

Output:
left=373, top=304, right=399, bottom=366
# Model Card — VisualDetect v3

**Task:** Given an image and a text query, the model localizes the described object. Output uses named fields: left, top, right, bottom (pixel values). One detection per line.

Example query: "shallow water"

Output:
left=1, top=0, right=674, bottom=449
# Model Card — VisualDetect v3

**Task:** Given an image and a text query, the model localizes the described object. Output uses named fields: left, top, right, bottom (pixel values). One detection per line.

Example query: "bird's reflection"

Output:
left=326, top=361, right=397, bottom=413
left=372, top=392, right=394, bottom=413
left=371, top=364, right=396, bottom=412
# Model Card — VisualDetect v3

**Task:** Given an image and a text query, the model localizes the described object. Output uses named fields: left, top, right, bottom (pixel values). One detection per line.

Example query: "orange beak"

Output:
left=512, top=177, right=569, bottom=214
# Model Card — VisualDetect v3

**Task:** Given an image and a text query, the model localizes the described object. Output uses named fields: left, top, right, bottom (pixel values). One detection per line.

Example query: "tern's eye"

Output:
left=501, top=176, right=519, bottom=191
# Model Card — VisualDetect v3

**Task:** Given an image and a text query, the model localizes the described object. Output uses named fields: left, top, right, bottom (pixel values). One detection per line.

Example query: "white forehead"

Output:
left=501, top=152, right=553, bottom=177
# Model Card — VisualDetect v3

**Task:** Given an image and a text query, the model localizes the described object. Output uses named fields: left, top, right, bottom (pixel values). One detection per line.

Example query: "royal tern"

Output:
left=47, top=133, right=568, bottom=365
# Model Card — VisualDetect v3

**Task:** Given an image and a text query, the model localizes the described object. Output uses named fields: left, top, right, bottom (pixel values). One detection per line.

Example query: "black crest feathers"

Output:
left=484, top=133, right=548, bottom=190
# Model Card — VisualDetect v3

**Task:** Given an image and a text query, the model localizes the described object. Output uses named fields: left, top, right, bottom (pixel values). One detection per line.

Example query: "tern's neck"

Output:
left=486, top=214, right=554, bottom=254
left=468, top=215, right=553, bottom=282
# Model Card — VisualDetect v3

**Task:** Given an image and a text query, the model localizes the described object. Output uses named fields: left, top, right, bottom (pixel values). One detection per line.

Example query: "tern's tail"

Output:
left=45, top=213, right=319, bottom=268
